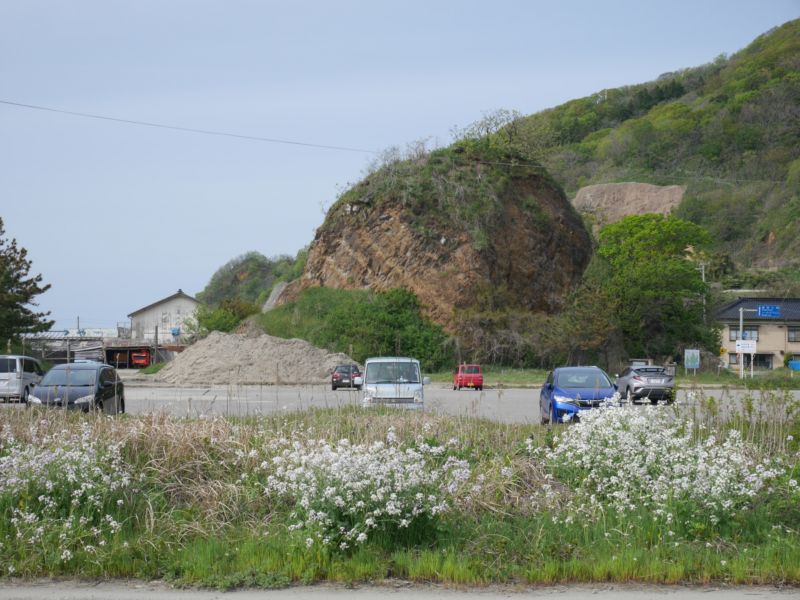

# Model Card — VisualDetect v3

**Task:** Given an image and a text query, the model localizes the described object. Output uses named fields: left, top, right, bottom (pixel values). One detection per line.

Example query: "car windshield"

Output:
left=463, top=366, right=481, bottom=374
left=366, top=362, right=420, bottom=384
left=335, top=367, right=350, bottom=374
left=556, top=369, right=612, bottom=389
left=0, top=358, right=16, bottom=373
left=40, top=368, right=96, bottom=386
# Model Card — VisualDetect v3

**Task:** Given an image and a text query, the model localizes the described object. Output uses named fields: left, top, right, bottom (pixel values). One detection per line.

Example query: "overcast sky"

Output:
left=2, top=1, right=798, bottom=331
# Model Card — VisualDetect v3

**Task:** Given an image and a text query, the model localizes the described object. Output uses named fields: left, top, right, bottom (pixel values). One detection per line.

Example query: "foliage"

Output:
left=0, top=217, right=53, bottom=339
left=1, top=405, right=798, bottom=585
left=190, top=298, right=261, bottom=336
left=594, top=215, right=718, bottom=358
left=260, top=430, right=471, bottom=550
left=258, top=287, right=452, bottom=371
left=197, top=248, right=308, bottom=307
left=507, top=19, right=800, bottom=268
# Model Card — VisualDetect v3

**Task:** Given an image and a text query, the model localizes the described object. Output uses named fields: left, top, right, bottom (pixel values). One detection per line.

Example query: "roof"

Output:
left=128, top=289, right=200, bottom=317
left=715, top=297, right=800, bottom=322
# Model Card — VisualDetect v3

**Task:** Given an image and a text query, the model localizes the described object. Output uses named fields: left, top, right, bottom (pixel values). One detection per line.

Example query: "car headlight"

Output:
left=29, top=395, right=42, bottom=404
left=74, top=395, right=94, bottom=405
left=413, top=391, right=423, bottom=403
left=553, top=394, right=577, bottom=405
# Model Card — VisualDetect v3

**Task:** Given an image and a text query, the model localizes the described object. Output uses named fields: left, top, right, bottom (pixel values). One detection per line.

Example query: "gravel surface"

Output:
left=155, top=331, right=356, bottom=385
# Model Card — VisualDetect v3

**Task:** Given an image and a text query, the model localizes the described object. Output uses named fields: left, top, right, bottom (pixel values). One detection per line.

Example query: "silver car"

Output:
left=0, top=355, right=45, bottom=403
left=615, top=365, right=674, bottom=404
left=355, top=357, right=430, bottom=410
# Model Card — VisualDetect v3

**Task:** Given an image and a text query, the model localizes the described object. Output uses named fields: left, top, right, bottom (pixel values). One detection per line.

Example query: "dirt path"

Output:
left=0, top=582, right=796, bottom=599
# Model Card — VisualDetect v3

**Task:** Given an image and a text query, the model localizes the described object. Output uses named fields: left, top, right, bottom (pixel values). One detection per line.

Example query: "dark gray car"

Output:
left=28, top=362, right=125, bottom=414
left=615, top=366, right=674, bottom=404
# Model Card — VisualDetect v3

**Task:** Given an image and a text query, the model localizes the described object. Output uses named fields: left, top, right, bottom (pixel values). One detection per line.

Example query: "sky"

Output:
left=2, top=1, right=798, bottom=332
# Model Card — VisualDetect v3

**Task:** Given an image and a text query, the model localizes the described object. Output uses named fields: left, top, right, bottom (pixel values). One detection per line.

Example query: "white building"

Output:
left=128, top=289, right=200, bottom=342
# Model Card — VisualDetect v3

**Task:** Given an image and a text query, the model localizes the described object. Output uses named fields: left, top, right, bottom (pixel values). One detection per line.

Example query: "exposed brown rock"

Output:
left=572, top=182, right=685, bottom=233
left=280, top=159, right=592, bottom=331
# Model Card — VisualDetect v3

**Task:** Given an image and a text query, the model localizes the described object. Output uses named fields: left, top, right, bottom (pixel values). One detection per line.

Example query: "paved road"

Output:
left=119, top=383, right=800, bottom=423
left=0, top=581, right=797, bottom=600
left=3, top=382, right=796, bottom=424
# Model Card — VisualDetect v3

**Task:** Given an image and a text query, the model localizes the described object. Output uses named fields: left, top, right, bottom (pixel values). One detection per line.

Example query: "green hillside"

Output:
left=513, top=19, right=800, bottom=269
left=197, top=249, right=307, bottom=307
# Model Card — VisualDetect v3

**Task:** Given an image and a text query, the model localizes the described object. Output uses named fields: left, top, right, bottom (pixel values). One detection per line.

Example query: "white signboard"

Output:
left=735, top=340, right=757, bottom=354
left=684, top=349, right=700, bottom=370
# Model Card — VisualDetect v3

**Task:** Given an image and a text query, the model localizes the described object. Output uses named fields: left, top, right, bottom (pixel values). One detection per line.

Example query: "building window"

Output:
left=789, top=327, right=800, bottom=343
left=729, top=327, right=759, bottom=341
left=729, top=353, right=738, bottom=366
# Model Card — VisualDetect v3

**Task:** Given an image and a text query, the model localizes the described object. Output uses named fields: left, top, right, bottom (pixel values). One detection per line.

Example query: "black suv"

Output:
left=29, top=362, right=125, bottom=414
left=331, top=364, right=362, bottom=390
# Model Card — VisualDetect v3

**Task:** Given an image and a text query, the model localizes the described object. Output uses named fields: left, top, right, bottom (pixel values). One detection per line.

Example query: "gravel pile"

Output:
left=155, top=331, right=356, bottom=385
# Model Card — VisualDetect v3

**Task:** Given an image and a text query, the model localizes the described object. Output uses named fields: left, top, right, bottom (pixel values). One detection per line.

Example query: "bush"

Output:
left=258, top=287, right=453, bottom=371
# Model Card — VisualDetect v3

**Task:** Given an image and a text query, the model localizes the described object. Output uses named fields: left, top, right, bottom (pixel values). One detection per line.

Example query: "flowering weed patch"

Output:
left=0, top=419, right=131, bottom=574
left=258, top=427, right=473, bottom=551
left=547, top=406, right=793, bottom=531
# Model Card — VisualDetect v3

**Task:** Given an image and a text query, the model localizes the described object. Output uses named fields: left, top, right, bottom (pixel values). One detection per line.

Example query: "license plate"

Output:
left=342, top=379, right=350, bottom=384
left=648, top=379, right=664, bottom=384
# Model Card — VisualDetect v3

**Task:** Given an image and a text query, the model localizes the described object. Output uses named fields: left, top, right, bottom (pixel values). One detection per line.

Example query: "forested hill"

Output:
left=514, top=19, right=800, bottom=270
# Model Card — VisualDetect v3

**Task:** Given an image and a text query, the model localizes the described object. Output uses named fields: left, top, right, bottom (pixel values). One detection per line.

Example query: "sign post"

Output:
left=735, top=340, right=757, bottom=378
left=684, top=349, right=700, bottom=375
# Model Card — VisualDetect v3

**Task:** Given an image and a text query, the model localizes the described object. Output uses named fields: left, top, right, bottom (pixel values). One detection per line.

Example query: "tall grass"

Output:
left=1, top=398, right=798, bottom=588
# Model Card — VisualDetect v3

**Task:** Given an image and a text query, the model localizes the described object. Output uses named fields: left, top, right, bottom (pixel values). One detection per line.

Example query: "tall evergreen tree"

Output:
left=0, top=217, right=53, bottom=339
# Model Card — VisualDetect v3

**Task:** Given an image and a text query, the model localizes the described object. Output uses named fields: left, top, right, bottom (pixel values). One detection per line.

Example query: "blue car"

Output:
left=540, top=366, right=617, bottom=424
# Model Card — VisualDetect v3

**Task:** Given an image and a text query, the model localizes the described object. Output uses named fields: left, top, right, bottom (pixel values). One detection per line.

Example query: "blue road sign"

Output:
left=757, top=305, right=780, bottom=318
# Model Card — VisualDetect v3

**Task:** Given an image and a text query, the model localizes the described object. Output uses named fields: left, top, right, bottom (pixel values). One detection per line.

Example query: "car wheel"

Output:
left=331, top=384, right=336, bottom=391
left=626, top=387, right=638, bottom=405
left=541, top=403, right=549, bottom=425
left=650, top=397, right=659, bottom=405
left=20, top=387, right=29, bottom=405
left=550, top=402, right=558, bottom=425
left=120, top=396, right=126, bottom=414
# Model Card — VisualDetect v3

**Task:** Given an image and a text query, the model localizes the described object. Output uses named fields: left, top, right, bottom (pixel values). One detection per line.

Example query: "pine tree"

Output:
left=0, top=217, right=53, bottom=339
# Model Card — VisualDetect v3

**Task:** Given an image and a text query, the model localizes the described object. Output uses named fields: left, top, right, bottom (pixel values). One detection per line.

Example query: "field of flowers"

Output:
left=1, top=394, right=799, bottom=588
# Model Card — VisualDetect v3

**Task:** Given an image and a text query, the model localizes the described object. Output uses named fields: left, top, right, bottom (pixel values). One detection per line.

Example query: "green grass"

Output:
left=677, top=367, right=800, bottom=389
left=2, top=405, right=798, bottom=588
left=428, top=366, right=548, bottom=387
left=140, top=362, right=167, bottom=375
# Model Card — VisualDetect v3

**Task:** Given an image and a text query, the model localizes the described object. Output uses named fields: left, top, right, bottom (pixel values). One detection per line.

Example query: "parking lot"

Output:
left=3, top=381, right=797, bottom=424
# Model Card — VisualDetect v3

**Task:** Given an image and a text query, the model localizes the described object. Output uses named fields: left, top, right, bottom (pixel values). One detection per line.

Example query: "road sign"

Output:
left=684, top=349, right=700, bottom=370
left=757, top=304, right=781, bottom=318
left=735, top=340, right=757, bottom=354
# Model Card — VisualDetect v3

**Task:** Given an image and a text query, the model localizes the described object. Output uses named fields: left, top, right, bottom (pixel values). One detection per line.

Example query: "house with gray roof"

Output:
left=716, top=298, right=800, bottom=370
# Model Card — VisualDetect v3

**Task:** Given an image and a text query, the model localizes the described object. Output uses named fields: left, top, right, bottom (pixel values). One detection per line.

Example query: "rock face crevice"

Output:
left=280, top=159, right=593, bottom=331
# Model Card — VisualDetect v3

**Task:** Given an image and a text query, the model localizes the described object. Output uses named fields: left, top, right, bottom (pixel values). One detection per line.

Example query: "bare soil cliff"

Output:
left=280, top=152, right=592, bottom=329
left=572, top=182, right=685, bottom=232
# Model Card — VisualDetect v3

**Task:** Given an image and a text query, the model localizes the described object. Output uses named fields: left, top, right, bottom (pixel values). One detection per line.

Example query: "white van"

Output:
left=0, top=355, right=45, bottom=403
left=354, top=357, right=430, bottom=410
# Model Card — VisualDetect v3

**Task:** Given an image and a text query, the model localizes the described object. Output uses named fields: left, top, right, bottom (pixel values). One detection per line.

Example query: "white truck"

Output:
left=354, top=356, right=430, bottom=410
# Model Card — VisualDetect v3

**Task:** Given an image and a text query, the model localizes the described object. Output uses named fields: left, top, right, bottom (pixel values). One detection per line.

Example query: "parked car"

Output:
left=0, top=355, right=45, bottom=403
left=28, top=362, right=125, bottom=414
left=453, top=363, right=483, bottom=390
left=354, top=357, right=430, bottom=410
left=615, top=365, right=674, bottom=404
left=540, top=366, right=617, bottom=424
left=131, top=350, right=151, bottom=368
left=331, top=364, right=362, bottom=390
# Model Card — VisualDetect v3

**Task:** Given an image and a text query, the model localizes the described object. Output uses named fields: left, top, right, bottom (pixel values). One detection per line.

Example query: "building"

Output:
left=717, top=298, right=800, bottom=369
left=128, top=289, right=200, bottom=342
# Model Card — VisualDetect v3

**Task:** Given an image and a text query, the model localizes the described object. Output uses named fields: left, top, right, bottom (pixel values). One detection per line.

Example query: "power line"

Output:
left=0, top=99, right=377, bottom=154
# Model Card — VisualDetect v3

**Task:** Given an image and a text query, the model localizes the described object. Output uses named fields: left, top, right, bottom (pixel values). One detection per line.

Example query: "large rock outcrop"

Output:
left=279, top=149, right=592, bottom=330
left=572, top=182, right=685, bottom=233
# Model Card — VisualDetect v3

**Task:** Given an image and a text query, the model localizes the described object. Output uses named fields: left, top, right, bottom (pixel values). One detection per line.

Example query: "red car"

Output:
left=331, top=364, right=362, bottom=390
left=453, top=364, right=483, bottom=390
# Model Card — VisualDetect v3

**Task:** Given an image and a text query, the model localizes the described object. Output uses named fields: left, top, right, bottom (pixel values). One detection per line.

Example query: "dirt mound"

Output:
left=155, top=331, right=355, bottom=385
left=572, top=182, right=685, bottom=232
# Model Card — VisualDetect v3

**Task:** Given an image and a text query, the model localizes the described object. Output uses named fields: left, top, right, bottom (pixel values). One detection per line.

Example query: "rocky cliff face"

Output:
left=572, top=182, right=686, bottom=233
left=280, top=151, right=592, bottom=330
